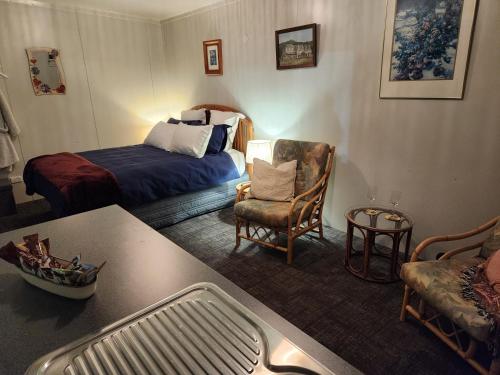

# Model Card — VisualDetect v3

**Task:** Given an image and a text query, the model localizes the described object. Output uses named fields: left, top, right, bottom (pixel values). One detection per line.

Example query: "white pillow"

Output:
left=209, top=110, right=239, bottom=126
left=170, top=123, right=213, bottom=158
left=143, top=122, right=176, bottom=151
left=209, top=110, right=245, bottom=150
left=181, top=109, right=206, bottom=124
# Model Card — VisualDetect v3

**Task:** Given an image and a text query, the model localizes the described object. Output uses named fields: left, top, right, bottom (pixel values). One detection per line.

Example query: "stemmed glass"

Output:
left=366, top=186, right=377, bottom=204
left=389, top=190, right=402, bottom=210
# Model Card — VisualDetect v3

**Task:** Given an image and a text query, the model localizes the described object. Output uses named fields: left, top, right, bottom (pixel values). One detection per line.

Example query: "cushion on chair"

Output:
left=248, top=158, right=297, bottom=201
left=234, top=199, right=313, bottom=228
left=273, top=140, right=330, bottom=197
left=401, top=258, right=491, bottom=341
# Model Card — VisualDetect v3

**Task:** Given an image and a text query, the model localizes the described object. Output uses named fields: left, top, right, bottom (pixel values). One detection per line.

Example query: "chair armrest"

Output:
left=409, top=216, right=499, bottom=262
left=438, top=242, right=485, bottom=260
left=236, top=182, right=252, bottom=203
left=288, top=173, right=328, bottom=226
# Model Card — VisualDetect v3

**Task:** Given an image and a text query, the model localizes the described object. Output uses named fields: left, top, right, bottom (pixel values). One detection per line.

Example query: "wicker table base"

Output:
left=344, top=206, right=413, bottom=283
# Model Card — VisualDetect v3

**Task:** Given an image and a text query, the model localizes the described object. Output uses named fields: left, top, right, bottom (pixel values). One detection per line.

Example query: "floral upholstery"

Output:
left=273, top=140, right=330, bottom=197
left=401, top=257, right=491, bottom=341
left=234, top=199, right=313, bottom=228
left=479, top=223, right=500, bottom=259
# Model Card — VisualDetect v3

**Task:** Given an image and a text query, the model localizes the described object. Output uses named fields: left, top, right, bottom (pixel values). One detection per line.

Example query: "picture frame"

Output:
left=26, top=47, right=66, bottom=96
left=275, top=23, right=317, bottom=70
left=203, top=39, right=223, bottom=75
left=379, top=0, right=478, bottom=99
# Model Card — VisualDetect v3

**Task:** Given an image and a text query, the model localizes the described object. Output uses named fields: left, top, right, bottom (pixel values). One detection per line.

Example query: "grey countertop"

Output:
left=0, top=205, right=361, bottom=375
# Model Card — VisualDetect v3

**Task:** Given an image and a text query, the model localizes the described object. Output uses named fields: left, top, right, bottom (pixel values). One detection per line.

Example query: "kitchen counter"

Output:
left=0, top=205, right=361, bottom=374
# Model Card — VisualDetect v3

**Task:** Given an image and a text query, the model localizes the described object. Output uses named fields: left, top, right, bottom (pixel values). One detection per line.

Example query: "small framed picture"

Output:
left=275, top=24, right=317, bottom=70
left=380, top=0, right=478, bottom=99
left=203, top=39, right=223, bottom=75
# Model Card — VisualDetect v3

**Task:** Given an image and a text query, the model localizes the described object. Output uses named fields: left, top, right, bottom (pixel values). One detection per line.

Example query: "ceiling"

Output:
left=32, top=0, right=223, bottom=21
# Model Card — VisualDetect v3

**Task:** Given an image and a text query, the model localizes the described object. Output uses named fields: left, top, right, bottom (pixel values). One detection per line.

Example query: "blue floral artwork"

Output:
left=209, top=50, right=217, bottom=66
left=390, top=0, right=464, bottom=81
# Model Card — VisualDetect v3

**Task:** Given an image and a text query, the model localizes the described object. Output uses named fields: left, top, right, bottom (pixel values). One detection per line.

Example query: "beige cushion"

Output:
left=249, top=158, right=297, bottom=201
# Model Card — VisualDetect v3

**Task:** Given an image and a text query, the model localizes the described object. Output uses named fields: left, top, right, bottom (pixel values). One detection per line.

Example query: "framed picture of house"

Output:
left=203, top=39, right=223, bottom=75
left=275, top=24, right=317, bottom=70
left=380, top=0, right=478, bottom=99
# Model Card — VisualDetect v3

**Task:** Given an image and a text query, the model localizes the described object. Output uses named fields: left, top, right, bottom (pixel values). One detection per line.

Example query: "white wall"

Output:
left=0, top=1, right=168, bottom=202
left=161, top=0, right=500, bottom=246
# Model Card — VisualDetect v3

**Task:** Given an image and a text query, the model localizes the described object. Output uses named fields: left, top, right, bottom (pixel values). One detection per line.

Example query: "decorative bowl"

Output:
left=17, top=268, right=97, bottom=300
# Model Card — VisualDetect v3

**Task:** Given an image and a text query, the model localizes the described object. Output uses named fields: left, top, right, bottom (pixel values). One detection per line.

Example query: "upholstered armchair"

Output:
left=400, top=216, right=500, bottom=375
left=234, top=139, right=335, bottom=264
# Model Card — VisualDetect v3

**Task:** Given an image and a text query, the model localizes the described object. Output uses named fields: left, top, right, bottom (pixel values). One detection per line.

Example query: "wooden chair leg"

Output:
left=287, top=236, right=294, bottom=264
left=318, top=222, right=324, bottom=240
left=465, top=339, right=477, bottom=359
left=235, top=218, right=241, bottom=250
left=400, top=285, right=411, bottom=321
left=490, top=357, right=500, bottom=375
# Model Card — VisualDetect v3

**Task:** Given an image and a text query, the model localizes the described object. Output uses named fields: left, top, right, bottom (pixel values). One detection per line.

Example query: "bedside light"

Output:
left=245, top=140, right=273, bottom=176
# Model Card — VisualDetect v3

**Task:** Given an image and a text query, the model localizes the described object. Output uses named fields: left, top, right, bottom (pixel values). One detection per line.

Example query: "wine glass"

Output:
left=366, top=186, right=377, bottom=204
left=389, top=190, right=402, bottom=210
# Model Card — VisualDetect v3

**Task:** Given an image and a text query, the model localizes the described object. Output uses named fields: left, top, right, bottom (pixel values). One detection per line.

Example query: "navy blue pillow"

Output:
left=167, top=118, right=203, bottom=125
left=206, top=124, right=231, bottom=154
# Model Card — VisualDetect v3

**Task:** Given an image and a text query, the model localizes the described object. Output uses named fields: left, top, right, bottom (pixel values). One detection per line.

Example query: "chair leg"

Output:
left=287, top=236, right=294, bottom=265
left=400, top=285, right=411, bottom=321
left=318, top=222, right=324, bottom=240
left=490, top=357, right=500, bottom=375
left=235, top=218, right=241, bottom=250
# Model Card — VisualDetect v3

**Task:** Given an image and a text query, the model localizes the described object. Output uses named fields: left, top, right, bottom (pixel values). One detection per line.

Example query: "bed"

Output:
left=23, top=104, right=254, bottom=228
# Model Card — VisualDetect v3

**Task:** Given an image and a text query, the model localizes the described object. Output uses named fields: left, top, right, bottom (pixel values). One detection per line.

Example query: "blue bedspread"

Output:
left=78, top=145, right=240, bottom=207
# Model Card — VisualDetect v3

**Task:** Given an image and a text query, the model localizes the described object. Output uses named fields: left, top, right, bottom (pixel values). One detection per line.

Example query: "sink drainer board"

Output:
left=26, top=282, right=334, bottom=375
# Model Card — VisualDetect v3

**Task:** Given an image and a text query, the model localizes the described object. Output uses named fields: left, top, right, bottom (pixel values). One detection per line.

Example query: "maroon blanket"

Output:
left=24, top=152, right=121, bottom=215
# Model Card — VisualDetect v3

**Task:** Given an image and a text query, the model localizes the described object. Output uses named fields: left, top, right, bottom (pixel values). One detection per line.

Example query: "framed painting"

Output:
left=203, top=39, right=223, bottom=75
left=380, top=0, right=478, bottom=99
left=26, top=48, right=66, bottom=95
left=275, top=23, right=317, bottom=70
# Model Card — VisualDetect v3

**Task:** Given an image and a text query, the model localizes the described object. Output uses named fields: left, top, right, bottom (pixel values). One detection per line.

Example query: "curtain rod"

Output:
left=0, top=72, right=8, bottom=79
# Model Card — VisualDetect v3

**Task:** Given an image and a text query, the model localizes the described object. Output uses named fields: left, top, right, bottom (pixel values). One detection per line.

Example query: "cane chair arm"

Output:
left=236, top=182, right=252, bottom=203
left=409, top=216, right=499, bottom=262
left=288, top=175, right=327, bottom=224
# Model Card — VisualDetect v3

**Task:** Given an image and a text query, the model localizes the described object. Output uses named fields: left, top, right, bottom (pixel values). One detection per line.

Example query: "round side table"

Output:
left=344, top=206, right=414, bottom=283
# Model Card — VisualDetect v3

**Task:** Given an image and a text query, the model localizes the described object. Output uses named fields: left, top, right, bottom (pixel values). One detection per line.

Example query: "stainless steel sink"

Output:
left=26, top=282, right=334, bottom=374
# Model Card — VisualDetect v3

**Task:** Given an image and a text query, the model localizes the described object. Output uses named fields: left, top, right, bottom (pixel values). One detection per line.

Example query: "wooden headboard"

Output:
left=191, top=104, right=254, bottom=155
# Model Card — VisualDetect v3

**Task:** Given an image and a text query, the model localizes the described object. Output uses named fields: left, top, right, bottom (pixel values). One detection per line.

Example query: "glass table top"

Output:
left=345, top=206, right=414, bottom=232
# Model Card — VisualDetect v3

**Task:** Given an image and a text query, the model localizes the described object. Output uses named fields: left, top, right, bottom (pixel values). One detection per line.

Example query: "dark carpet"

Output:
left=1, top=202, right=475, bottom=374
left=0, top=199, right=54, bottom=233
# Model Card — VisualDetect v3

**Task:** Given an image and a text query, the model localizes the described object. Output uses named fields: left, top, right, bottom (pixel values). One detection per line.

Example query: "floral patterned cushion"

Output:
left=273, top=139, right=330, bottom=197
left=401, top=258, right=491, bottom=341
left=479, top=224, right=500, bottom=259
left=234, top=199, right=312, bottom=228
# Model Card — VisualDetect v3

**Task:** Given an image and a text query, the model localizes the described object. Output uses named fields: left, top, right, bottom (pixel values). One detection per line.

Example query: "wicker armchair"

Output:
left=400, top=216, right=500, bottom=375
left=234, top=139, right=335, bottom=264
